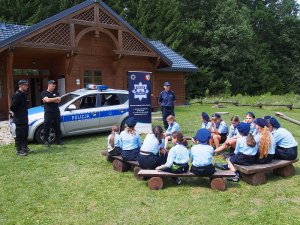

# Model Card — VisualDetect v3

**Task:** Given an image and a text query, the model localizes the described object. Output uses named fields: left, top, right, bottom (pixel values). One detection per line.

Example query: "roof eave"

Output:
left=156, top=67, right=198, bottom=73
left=0, top=0, right=96, bottom=49
left=99, top=1, right=173, bottom=66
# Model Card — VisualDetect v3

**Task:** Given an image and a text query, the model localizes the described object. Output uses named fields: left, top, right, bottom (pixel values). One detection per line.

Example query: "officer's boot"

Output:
left=16, top=146, right=27, bottom=157
left=23, top=146, right=34, bottom=154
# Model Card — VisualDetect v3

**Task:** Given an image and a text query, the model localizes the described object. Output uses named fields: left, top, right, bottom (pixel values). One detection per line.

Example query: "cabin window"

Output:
left=13, top=69, right=50, bottom=76
left=83, top=70, right=102, bottom=86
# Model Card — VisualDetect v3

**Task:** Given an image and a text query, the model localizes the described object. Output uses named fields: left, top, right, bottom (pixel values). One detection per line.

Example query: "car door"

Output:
left=99, top=93, right=127, bottom=130
left=62, top=94, right=101, bottom=134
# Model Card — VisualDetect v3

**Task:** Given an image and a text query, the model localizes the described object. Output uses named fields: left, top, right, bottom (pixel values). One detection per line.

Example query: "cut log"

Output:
left=240, top=172, right=267, bottom=186
left=133, top=166, right=144, bottom=181
left=210, top=178, right=227, bottom=191
left=112, top=159, right=130, bottom=172
left=148, top=177, right=164, bottom=190
left=234, top=159, right=298, bottom=174
left=273, top=164, right=295, bottom=177
left=275, top=112, right=300, bottom=126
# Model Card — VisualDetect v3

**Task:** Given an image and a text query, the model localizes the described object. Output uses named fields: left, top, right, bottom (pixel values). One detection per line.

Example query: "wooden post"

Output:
left=70, top=23, right=75, bottom=48
left=118, top=30, right=122, bottom=51
left=6, top=50, right=14, bottom=109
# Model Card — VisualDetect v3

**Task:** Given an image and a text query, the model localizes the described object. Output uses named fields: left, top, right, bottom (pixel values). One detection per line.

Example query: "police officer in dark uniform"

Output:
left=10, top=80, right=33, bottom=156
left=159, top=81, right=176, bottom=129
left=41, top=80, right=63, bottom=147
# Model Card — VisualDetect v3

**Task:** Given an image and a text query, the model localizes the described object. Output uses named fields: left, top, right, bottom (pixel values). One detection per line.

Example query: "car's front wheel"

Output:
left=35, top=125, right=57, bottom=144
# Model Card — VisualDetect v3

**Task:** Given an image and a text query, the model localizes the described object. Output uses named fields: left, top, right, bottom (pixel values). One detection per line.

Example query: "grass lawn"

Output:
left=0, top=104, right=300, bottom=225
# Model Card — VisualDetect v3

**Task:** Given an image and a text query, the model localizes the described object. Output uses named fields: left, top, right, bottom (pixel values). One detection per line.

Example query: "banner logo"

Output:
left=132, top=82, right=149, bottom=101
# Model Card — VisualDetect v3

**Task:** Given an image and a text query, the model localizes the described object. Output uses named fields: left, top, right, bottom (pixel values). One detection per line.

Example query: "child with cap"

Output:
left=269, top=117, right=298, bottom=160
left=190, top=129, right=216, bottom=176
left=253, top=118, right=275, bottom=164
left=107, top=125, right=122, bottom=156
left=244, top=112, right=257, bottom=136
left=201, top=112, right=213, bottom=131
left=163, top=115, right=181, bottom=149
left=226, top=122, right=258, bottom=182
left=120, top=117, right=142, bottom=161
left=138, top=126, right=167, bottom=169
left=214, top=116, right=240, bottom=154
left=211, top=113, right=228, bottom=148
left=156, top=131, right=190, bottom=184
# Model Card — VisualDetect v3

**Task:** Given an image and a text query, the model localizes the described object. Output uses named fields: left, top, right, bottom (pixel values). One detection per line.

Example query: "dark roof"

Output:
left=149, top=41, right=198, bottom=72
left=0, top=23, right=29, bottom=42
left=0, top=0, right=94, bottom=49
left=0, top=0, right=198, bottom=72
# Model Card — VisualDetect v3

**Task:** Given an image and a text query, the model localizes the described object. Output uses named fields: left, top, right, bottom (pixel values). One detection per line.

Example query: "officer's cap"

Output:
left=126, top=117, right=137, bottom=127
left=18, top=80, right=28, bottom=85
left=164, top=81, right=171, bottom=86
left=48, top=80, right=56, bottom=85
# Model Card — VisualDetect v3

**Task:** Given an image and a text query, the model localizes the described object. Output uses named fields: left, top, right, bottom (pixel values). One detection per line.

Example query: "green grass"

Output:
left=1, top=104, right=300, bottom=225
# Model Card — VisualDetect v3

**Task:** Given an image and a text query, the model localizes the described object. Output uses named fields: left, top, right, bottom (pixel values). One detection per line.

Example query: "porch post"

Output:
left=6, top=50, right=14, bottom=109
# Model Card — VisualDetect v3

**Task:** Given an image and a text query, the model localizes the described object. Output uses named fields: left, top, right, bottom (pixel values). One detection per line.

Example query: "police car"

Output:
left=9, top=85, right=129, bottom=144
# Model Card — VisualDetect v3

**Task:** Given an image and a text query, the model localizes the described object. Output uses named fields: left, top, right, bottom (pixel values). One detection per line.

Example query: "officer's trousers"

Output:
left=44, top=112, right=62, bottom=143
left=161, top=106, right=175, bottom=129
left=15, top=123, right=28, bottom=150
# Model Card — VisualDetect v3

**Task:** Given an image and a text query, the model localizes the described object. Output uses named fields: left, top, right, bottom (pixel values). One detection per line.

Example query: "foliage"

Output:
left=0, top=0, right=299, bottom=98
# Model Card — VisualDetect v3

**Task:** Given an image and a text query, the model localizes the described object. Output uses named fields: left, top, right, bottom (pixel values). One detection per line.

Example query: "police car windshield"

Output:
left=58, top=93, right=79, bottom=106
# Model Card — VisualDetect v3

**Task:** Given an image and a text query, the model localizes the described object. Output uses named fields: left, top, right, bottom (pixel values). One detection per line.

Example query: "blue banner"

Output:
left=128, top=71, right=152, bottom=133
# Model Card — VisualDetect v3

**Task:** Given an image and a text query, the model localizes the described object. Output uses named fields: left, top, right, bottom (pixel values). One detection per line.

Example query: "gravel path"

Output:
left=0, top=121, right=14, bottom=146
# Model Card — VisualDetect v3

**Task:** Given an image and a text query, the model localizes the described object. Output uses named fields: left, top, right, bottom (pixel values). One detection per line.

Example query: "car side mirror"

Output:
left=67, top=104, right=76, bottom=111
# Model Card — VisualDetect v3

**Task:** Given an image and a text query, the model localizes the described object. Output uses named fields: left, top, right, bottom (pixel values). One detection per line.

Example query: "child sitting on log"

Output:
left=138, top=126, right=168, bottom=169
left=244, top=112, right=257, bottom=136
left=190, top=128, right=216, bottom=176
left=269, top=117, right=298, bottom=160
left=211, top=113, right=228, bottom=148
left=214, top=116, right=240, bottom=154
left=225, top=122, right=258, bottom=182
left=253, top=118, right=275, bottom=164
left=201, top=112, right=213, bottom=131
left=156, top=132, right=189, bottom=184
left=163, top=115, right=181, bottom=149
left=107, top=125, right=122, bottom=156
left=120, top=117, right=142, bottom=161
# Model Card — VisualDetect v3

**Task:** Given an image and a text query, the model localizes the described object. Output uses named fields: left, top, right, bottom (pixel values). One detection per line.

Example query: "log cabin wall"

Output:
left=0, top=52, right=7, bottom=119
left=152, top=71, right=186, bottom=106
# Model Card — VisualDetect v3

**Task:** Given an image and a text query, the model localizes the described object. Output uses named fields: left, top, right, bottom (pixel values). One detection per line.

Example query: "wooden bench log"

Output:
left=138, top=170, right=235, bottom=191
left=110, top=155, right=140, bottom=173
left=234, top=159, right=298, bottom=185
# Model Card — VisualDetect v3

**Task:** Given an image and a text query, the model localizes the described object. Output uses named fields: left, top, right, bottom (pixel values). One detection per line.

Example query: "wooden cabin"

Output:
left=0, top=0, right=197, bottom=120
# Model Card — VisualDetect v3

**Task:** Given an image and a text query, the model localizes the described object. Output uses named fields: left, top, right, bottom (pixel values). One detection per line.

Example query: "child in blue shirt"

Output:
left=107, top=125, right=122, bottom=156
left=201, top=112, right=213, bottom=131
left=211, top=113, right=228, bottom=148
left=244, top=112, right=257, bottom=136
left=163, top=115, right=181, bottom=149
left=269, top=117, right=298, bottom=160
left=120, top=117, right=142, bottom=161
left=190, top=128, right=216, bottom=176
left=215, top=116, right=240, bottom=154
left=156, top=132, right=189, bottom=184
left=226, top=122, right=258, bottom=182
left=138, top=126, right=167, bottom=169
left=253, top=118, right=275, bottom=164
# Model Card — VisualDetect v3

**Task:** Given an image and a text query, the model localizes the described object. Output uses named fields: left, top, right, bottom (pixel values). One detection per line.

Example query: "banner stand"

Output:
left=128, top=71, right=152, bottom=134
